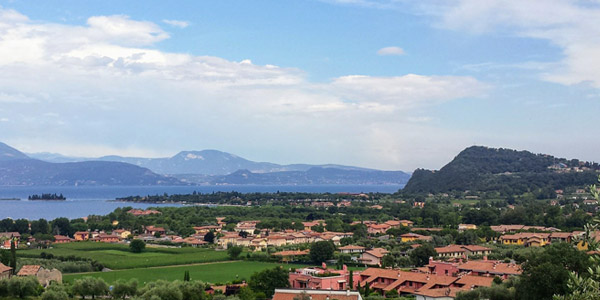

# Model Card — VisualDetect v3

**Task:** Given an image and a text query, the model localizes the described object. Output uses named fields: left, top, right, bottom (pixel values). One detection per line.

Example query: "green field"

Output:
left=18, top=242, right=229, bottom=269
left=63, top=261, right=306, bottom=285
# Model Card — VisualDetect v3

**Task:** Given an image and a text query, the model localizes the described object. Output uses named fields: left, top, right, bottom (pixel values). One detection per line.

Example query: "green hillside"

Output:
left=403, top=146, right=599, bottom=196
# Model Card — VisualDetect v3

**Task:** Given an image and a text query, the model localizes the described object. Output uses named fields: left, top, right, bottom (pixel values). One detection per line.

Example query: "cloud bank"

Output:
left=0, top=8, right=486, bottom=170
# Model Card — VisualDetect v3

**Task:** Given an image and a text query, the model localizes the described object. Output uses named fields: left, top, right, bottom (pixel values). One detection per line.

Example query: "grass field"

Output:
left=18, top=242, right=229, bottom=269
left=63, top=261, right=307, bottom=285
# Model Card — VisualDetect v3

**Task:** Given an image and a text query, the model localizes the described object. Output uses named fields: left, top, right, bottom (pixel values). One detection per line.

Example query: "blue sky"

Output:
left=0, top=0, right=599, bottom=170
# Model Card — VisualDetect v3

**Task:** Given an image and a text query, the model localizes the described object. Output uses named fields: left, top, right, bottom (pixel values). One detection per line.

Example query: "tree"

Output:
left=409, top=243, right=436, bottom=267
left=6, top=276, right=41, bottom=299
left=204, top=231, right=215, bottom=244
left=248, top=267, right=290, bottom=298
left=310, top=241, right=335, bottom=264
left=382, top=254, right=395, bottom=268
left=516, top=242, right=591, bottom=300
left=129, top=239, right=146, bottom=253
left=177, top=280, right=207, bottom=300
left=72, top=277, right=109, bottom=299
left=184, top=271, right=190, bottom=282
left=42, top=283, right=69, bottom=300
left=138, top=280, right=183, bottom=300
left=227, top=245, right=243, bottom=260
left=111, top=279, right=138, bottom=299
left=9, top=238, right=16, bottom=275
left=349, top=270, right=354, bottom=289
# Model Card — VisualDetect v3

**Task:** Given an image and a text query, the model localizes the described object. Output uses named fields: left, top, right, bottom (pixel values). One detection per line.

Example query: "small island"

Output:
left=28, top=193, right=66, bottom=201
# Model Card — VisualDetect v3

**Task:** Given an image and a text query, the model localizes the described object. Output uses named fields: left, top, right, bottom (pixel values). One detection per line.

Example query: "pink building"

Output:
left=289, top=265, right=360, bottom=290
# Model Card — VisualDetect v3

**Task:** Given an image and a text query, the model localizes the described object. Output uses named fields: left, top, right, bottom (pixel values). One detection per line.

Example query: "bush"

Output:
left=130, top=239, right=146, bottom=253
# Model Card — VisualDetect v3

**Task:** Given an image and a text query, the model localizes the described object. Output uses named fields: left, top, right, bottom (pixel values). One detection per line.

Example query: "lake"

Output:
left=0, top=185, right=403, bottom=220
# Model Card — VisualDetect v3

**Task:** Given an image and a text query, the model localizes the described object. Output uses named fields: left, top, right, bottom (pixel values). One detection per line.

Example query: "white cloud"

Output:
left=0, top=8, right=487, bottom=170
left=377, top=46, right=405, bottom=56
left=162, top=19, right=189, bottom=28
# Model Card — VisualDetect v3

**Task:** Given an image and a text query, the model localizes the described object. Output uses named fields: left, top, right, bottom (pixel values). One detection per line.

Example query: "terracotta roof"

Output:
left=458, top=260, right=521, bottom=276
left=460, top=245, right=492, bottom=252
left=0, top=262, right=12, bottom=273
left=54, top=235, right=71, bottom=241
left=413, top=287, right=463, bottom=298
left=435, top=245, right=466, bottom=254
left=17, top=265, right=41, bottom=276
left=0, top=232, right=20, bottom=238
left=273, top=289, right=362, bottom=300
left=455, top=275, right=494, bottom=288
left=364, top=248, right=389, bottom=258
left=339, top=245, right=366, bottom=250
left=369, top=224, right=391, bottom=229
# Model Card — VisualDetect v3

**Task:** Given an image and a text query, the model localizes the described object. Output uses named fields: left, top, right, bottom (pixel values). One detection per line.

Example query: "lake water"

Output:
left=0, top=185, right=403, bottom=220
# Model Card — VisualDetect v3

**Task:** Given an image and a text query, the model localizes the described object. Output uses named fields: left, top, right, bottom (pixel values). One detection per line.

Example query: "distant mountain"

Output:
left=191, top=167, right=411, bottom=185
left=0, top=143, right=183, bottom=186
left=403, top=146, right=600, bottom=195
left=30, top=149, right=390, bottom=175
left=27, top=147, right=410, bottom=186
left=0, top=142, right=30, bottom=161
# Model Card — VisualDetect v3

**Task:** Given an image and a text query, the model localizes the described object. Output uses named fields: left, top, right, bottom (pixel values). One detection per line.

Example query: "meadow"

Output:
left=63, top=261, right=307, bottom=285
left=18, top=242, right=229, bottom=269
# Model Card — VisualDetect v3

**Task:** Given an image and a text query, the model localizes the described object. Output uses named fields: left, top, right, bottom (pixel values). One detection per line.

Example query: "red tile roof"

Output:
left=273, top=289, right=361, bottom=300
left=0, top=262, right=12, bottom=273
left=17, top=265, right=41, bottom=276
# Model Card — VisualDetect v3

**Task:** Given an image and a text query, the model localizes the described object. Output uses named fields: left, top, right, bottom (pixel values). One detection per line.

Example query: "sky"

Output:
left=0, top=0, right=599, bottom=171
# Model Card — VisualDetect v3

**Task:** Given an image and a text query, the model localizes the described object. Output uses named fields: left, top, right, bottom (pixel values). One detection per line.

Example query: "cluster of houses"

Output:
left=288, top=256, right=521, bottom=300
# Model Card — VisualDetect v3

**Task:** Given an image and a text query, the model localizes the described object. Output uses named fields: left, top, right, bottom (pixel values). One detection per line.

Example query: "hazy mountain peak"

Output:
left=0, top=142, right=30, bottom=161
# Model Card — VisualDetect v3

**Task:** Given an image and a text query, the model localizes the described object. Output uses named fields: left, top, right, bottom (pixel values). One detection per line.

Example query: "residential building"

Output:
left=434, top=245, right=492, bottom=258
left=0, top=232, right=20, bottom=249
left=273, top=289, right=362, bottom=300
left=339, top=245, right=366, bottom=254
left=289, top=266, right=358, bottom=290
left=73, top=231, right=89, bottom=241
left=359, top=248, right=389, bottom=266
left=145, top=226, right=166, bottom=236
left=400, top=233, right=432, bottom=243
left=112, top=229, right=131, bottom=239
left=17, top=265, right=62, bottom=286
left=0, top=263, right=11, bottom=280
left=457, top=224, right=477, bottom=231
left=53, top=235, right=72, bottom=244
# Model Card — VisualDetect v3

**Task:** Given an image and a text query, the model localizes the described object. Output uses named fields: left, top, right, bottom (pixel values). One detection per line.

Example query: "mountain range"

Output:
left=0, top=142, right=410, bottom=186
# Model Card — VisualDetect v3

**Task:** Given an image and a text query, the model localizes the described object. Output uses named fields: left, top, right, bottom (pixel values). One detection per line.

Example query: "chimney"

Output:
left=346, top=290, right=350, bottom=296
left=429, top=256, right=434, bottom=264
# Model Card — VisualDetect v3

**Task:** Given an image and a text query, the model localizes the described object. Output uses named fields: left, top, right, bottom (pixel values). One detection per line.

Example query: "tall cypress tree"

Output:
left=10, top=238, right=16, bottom=274
left=348, top=270, right=354, bottom=290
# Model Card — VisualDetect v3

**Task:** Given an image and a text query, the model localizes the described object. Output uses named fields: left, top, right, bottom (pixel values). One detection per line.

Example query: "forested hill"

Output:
left=402, top=146, right=600, bottom=196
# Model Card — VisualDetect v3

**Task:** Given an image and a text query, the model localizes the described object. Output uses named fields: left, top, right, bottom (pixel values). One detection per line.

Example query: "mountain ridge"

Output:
left=402, top=145, right=600, bottom=196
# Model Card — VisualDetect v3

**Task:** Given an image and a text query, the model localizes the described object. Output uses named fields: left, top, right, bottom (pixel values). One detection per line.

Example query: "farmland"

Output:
left=17, top=242, right=229, bottom=269
left=63, top=261, right=307, bottom=285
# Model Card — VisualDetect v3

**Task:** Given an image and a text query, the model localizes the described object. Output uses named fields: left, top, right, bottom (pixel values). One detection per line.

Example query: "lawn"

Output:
left=17, top=242, right=229, bottom=269
left=63, top=261, right=307, bottom=285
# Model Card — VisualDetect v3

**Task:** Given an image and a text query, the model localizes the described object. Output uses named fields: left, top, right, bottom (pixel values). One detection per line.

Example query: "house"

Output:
left=368, top=224, right=391, bottom=235
left=499, top=233, right=550, bottom=247
left=458, top=224, right=477, bottom=231
left=235, top=221, right=261, bottom=233
left=339, top=245, right=366, bottom=254
left=73, top=231, right=89, bottom=241
left=112, top=229, right=131, bottom=239
left=370, top=205, right=383, bottom=210
left=17, top=265, right=62, bottom=286
left=289, top=266, right=358, bottom=290
left=457, top=259, right=521, bottom=279
left=399, top=220, right=414, bottom=227
left=97, top=234, right=120, bottom=243
left=53, top=235, right=73, bottom=244
left=302, top=221, right=324, bottom=231
left=145, top=226, right=166, bottom=236
left=435, top=245, right=492, bottom=258
left=273, top=289, right=362, bottom=300
left=359, top=248, right=389, bottom=266
left=193, top=225, right=221, bottom=234
left=384, top=220, right=402, bottom=228
left=0, top=232, right=20, bottom=249
left=400, top=233, right=432, bottom=243
left=0, top=262, right=12, bottom=280
left=414, top=288, right=461, bottom=300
